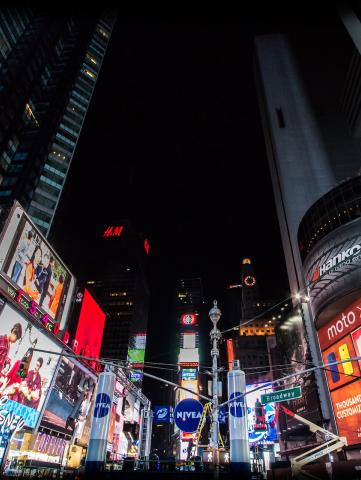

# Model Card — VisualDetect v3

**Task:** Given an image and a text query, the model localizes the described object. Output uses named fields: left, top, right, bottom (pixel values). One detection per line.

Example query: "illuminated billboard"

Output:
left=127, top=333, right=146, bottom=367
left=178, top=348, right=199, bottom=365
left=330, top=380, right=361, bottom=446
left=181, top=313, right=197, bottom=326
left=321, top=337, right=360, bottom=392
left=246, top=384, right=278, bottom=445
left=73, top=288, right=106, bottom=361
left=0, top=302, right=61, bottom=428
left=302, top=218, right=361, bottom=323
left=181, top=368, right=197, bottom=381
left=0, top=202, right=74, bottom=333
left=317, top=295, right=361, bottom=445
left=180, top=380, right=198, bottom=401
left=41, top=356, right=96, bottom=438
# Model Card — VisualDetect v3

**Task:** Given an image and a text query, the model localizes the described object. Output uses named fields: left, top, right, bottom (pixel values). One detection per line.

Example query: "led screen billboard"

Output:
left=0, top=302, right=61, bottom=428
left=107, top=381, right=125, bottom=459
left=330, top=379, right=361, bottom=446
left=73, top=288, right=106, bottom=360
left=181, top=368, right=197, bottom=381
left=180, top=379, right=198, bottom=401
left=0, top=203, right=74, bottom=333
left=41, top=356, right=96, bottom=438
left=127, top=333, right=146, bottom=367
left=246, top=384, right=278, bottom=445
left=322, top=337, right=360, bottom=392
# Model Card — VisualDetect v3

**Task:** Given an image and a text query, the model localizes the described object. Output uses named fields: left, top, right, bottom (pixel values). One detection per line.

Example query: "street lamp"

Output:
left=209, top=300, right=222, bottom=467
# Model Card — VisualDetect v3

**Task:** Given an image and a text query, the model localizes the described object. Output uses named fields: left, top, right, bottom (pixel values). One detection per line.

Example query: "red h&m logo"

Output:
left=103, top=226, right=124, bottom=237
left=144, top=239, right=150, bottom=255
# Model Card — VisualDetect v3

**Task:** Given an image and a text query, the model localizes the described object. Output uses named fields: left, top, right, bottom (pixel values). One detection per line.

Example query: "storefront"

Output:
left=4, top=430, right=70, bottom=475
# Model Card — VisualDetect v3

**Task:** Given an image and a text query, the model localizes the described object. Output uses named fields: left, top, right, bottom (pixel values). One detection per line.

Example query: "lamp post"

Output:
left=209, top=300, right=222, bottom=468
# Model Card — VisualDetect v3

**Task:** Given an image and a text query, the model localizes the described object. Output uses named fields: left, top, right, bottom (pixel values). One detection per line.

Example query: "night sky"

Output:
left=49, top=13, right=340, bottom=399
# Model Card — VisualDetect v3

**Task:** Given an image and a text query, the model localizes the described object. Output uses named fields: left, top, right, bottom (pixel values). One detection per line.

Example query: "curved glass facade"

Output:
left=298, top=176, right=361, bottom=261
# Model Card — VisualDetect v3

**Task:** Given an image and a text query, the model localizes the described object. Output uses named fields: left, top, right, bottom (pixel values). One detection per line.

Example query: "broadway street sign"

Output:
left=260, top=386, right=302, bottom=405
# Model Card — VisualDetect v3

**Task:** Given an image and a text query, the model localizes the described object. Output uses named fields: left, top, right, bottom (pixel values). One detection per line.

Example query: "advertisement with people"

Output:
left=0, top=203, right=74, bottom=332
left=0, top=302, right=61, bottom=428
left=41, top=356, right=96, bottom=438
left=246, top=384, right=278, bottom=445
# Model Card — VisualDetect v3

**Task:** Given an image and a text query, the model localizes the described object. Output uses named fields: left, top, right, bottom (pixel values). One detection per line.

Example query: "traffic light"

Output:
left=17, top=349, right=33, bottom=378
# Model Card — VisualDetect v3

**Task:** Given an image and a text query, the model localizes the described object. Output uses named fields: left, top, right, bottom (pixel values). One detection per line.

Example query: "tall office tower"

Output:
left=171, top=278, right=203, bottom=460
left=224, top=259, right=286, bottom=470
left=86, top=221, right=150, bottom=387
left=253, top=12, right=361, bottom=433
left=0, top=7, right=115, bottom=235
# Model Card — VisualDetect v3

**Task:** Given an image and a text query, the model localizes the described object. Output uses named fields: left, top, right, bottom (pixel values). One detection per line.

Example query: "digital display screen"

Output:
left=127, top=333, right=146, bottom=367
left=41, top=356, right=96, bottom=438
left=246, top=384, right=278, bottom=445
left=0, top=303, right=61, bottom=428
left=181, top=313, right=197, bottom=326
left=74, top=288, right=106, bottom=359
left=0, top=204, right=73, bottom=329
left=181, top=368, right=197, bottom=380
left=330, top=379, right=361, bottom=446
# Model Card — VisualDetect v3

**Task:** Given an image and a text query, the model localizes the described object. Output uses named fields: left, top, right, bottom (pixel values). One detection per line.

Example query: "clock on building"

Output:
left=244, top=275, right=256, bottom=287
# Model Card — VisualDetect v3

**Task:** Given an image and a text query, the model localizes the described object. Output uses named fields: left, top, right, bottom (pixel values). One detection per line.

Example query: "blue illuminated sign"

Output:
left=181, top=368, right=197, bottom=380
left=153, top=405, right=171, bottom=423
left=174, top=398, right=203, bottom=433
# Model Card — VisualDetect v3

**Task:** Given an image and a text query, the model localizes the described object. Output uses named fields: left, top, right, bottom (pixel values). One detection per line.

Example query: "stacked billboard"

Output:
left=317, top=296, right=361, bottom=445
left=0, top=202, right=108, bottom=473
left=176, top=313, right=200, bottom=459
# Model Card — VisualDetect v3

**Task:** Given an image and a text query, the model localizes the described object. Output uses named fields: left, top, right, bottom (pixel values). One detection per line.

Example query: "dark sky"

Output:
left=49, top=13, right=340, bottom=399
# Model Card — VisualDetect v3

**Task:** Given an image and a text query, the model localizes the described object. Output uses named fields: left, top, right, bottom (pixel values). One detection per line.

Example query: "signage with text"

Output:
left=330, top=380, right=361, bottom=445
left=261, top=387, right=302, bottom=404
left=174, top=398, right=203, bottom=433
left=302, top=219, right=361, bottom=321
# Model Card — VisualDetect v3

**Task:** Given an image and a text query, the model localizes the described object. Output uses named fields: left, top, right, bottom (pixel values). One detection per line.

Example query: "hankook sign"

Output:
left=302, top=218, right=361, bottom=322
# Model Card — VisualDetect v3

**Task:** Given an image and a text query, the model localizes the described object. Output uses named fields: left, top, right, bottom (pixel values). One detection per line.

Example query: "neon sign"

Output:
left=103, top=226, right=124, bottom=238
left=144, top=239, right=150, bottom=255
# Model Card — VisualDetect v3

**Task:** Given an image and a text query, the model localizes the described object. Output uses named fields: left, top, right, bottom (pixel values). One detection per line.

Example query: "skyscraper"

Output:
left=0, top=7, right=115, bottom=235
left=86, top=221, right=150, bottom=387
left=254, top=6, right=361, bottom=441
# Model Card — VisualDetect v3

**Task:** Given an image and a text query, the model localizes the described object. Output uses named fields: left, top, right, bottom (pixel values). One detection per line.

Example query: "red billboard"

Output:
left=317, top=296, right=361, bottom=351
left=330, top=380, right=361, bottom=446
left=73, top=289, right=106, bottom=360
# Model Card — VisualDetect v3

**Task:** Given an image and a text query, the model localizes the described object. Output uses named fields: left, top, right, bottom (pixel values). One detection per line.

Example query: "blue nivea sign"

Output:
left=174, top=398, right=203, bottom=432
left=153, top=405, right=171, bottom=423
left=94, top=393, right=111, bottom=418
left=229, top=391, right=244, bottom=418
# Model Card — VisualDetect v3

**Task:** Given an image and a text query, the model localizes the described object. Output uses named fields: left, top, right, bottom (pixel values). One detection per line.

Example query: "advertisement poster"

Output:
left=246, top=384, right=278, bottom=445
left=322, top=337, right=360, bottom=392
left=0, top=204, right=73, bottom=331
left=330, top=379, right=361, bottom=445
left=41, top=356, right=96, bottom=438
left=0, top=303, right=61, bottom=428
left=107, top=381, right=124, bottom=460
left=127, top=333, right=146, bottom=366
left=351, top=327, right=361, bottom=369
left=74, top=288, right=106, bottom=359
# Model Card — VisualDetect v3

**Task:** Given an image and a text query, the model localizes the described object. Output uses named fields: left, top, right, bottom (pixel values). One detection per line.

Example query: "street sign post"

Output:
left=260, top=386, right=302, bottom=404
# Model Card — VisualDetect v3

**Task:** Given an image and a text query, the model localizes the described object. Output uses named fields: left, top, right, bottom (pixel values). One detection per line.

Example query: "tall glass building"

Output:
left=0, top=7, right=115, bottom=235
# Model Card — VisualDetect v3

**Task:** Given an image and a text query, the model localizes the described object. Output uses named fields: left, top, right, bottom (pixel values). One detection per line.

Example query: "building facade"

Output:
left=0, top=7, right=115, bottom=235
left=254, top=3, right=361, bottom=460
left=86, top=221, right=150, bottom=390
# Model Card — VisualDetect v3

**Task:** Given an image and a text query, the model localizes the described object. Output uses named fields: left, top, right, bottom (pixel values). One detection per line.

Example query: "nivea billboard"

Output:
left=153, top=405, right=171, bottom=423
left=85, top=372, right=116, bottom=473
left=174, top=398, right=203, bottom=433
